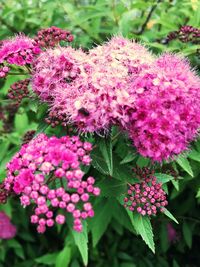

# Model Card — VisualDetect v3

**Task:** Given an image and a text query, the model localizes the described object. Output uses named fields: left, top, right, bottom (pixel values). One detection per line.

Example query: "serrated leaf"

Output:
left=72, top=222, right=88, bottom=266
left=90, top=198, right=113, bottom=246
left=176, top=156, right=193, bottom=177
left=120, top=153, right=136, bottom=164
left=35, top=253, right=57, bottom=265
left=171, top=180, right=179, bottom=191
left=91, top=147, right=109, bottom=175
left=127, top=211, right=155, bottom=253
left=55, top=246, right=71, bottom=267
left=112, top=155, right=133, bottom=182
left=188, top=150, right=200, bottom=162
left=163, top=208, right=178, bottom=224
left=97, top=178, right=127, bottom=197
left=34, top=120, right=49, bottom=136
left=154, top=173, right=174, bottom=184
left=97, top=137, right=113, bottom=176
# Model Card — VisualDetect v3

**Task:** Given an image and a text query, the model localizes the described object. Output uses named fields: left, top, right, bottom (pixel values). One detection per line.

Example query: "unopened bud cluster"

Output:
left=124, top=167, right=168, bottom=216
left=8, top=79, right=30, bottom=103
left=34, top=26, right=74, bottom=48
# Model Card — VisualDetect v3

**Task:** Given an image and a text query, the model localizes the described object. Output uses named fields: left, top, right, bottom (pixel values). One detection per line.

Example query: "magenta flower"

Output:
left=0, top=211, right=16, bottom=239
left=0, top=34, right=40, bottom=66
left=44, top=37, right=154, bottom=132
left=4, top=134, right=100, bottom=233
left=127, top=53, right=200, bottom=161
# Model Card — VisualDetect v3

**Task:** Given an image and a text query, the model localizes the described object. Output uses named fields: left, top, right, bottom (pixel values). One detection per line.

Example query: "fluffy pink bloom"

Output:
left=3, top=134, right=100, bottom=233
left=0, top=211, right=16, bottom=239
left=32, top=46, right=88, bottom=101
left=128, top=53, right=200, bottom=161
left=47, top=37, right=154, bottom=132
left=0, top=34, right=40, bottom=65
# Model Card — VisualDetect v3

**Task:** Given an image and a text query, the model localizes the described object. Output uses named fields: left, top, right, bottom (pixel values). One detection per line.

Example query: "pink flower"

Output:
left=127, top=53, right=200, bottom=161
left=0, top=211, right=16, bottom=239
left=0, top=34, right=41, bottom=65
left=3, top=134, right=100, bottom=234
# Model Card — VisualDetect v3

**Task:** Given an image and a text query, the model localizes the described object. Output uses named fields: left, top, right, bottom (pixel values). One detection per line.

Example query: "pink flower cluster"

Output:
left=32, top=37, right=154, bottom=132
left=0, top=35, right=41, bottom=66
left=124, top=168, right=167, bottom=216
left=0, top=211, right=16, bottom=239
left=32, top=47, right=87, bottom=101
left=128, top=54, right=200, bottom=161
left=3, top=134, right=100, bottom=233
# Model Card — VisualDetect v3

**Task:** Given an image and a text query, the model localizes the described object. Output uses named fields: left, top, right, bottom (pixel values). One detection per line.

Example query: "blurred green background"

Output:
left=0, top=1, right=200, bottom=267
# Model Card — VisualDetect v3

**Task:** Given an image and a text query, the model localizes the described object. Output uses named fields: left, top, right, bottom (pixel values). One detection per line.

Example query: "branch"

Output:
left=133, top=0, right=162, bottom=35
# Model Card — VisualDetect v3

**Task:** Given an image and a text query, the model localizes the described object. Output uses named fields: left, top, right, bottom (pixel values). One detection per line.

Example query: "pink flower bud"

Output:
left=55, top=214, right=65, bottom=225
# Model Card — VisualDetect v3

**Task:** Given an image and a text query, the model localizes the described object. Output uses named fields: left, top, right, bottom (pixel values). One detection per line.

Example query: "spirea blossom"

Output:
left=32, top=46, right=88, bottom=101
left=0, top=35, right=41, bottom=66
left=124, top=167, right=168, bottom=216
left=45, top=37, right=154, bottom=132
left=0, top=211, right=16, bottom=239
left=128, top=53, right=200, bottom=161
left=3, top=134, right=100, bottom=233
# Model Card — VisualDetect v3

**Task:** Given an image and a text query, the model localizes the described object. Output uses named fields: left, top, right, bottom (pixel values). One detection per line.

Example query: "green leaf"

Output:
left=35, top=253, right=57, bottom=265
left=196, top=188, right=200, bottom=198
left=176, top=156, right=193, bottom=177
left=120, top=153, right=136, bottom=164
left=7, top=239, right=25, bottom=259
left=72, top=222, right=88, bottom=266
left=188, top=150, right=200, bottom=162
left=91, top=147, right=109, bottom=175
left=0, top=140, right=10, bottom=162
left=55, top=246, right=71, bottom=267
left=182, top=222, right=192, bottom=248
left=112, top=155, right=133, bottom=182
left=154, top=173, right=174, bottom=184
left=14, top=112, right=29, bottom=134
left=97, top=178, right=127, bottom=197
left=34, top=120, right=49, bottom=136
left=163, top=208, right=179, bottom=224
left=171, top=180, right=179, bottom=191
left=136, top=156, right=150, bottom=168
left=90, top=198, right=113, bottom=246
left=127, top=212, right=155, bottom=253
left=97, top=137, right=113, bottom=176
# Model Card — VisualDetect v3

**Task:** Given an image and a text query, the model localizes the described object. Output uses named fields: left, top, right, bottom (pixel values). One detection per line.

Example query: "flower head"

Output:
left=124, top=167, right=168, bottom=215
left=0, top=34, right=40, bottom=65
left=128, top=53, right=200, bottom=161
left=4, top=134, right=100, bottom=233
left=44, top=36, right=154, bottom=132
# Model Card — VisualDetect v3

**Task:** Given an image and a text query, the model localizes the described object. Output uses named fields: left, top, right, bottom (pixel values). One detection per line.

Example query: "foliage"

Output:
left=0, top=1, right=200, bottom=267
